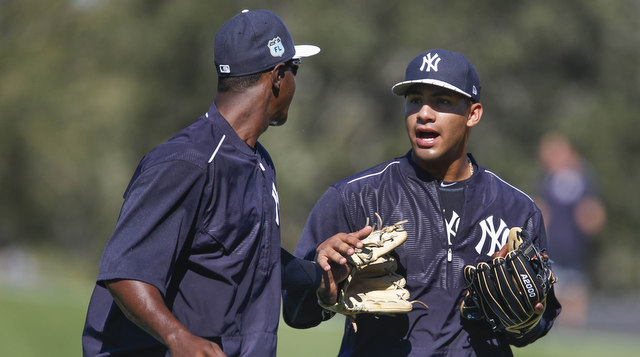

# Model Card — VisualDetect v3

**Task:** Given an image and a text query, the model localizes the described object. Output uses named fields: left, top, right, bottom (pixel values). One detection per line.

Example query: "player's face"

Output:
left=269, top=60, right=299, bottom=126
left=404, top=84, right=482, bottom=174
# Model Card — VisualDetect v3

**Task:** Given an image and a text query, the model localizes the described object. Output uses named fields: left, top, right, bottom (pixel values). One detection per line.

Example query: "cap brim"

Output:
left=293, top=45, right=321, bottom=59
left=391, top=79, right=472, bottom=99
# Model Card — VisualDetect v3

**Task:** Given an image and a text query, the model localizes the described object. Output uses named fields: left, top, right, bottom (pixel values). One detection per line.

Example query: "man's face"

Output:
left=269, top=61, right=299, bottom=127
left=404, top=84, right=479, bottom=170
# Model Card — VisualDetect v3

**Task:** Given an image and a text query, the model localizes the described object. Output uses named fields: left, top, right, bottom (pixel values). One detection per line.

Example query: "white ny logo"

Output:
left=271, top=182, right=280, bottom=226
left=445, top=210, right=460, bottom=245
left=420, top=53, right=441, bottom=72
left=475, top=216, right=509, bottom=256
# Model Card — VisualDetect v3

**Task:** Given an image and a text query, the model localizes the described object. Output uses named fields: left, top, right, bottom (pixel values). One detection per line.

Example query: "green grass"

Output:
left=278, top=317, right=344, bottom=357
left=0, top=288, right=90, bottom=356
left=2, top=283, right=639, bottom=357
left=279, top=319, right=640, bottom=357
left=1, top=250, right=638, bottom=357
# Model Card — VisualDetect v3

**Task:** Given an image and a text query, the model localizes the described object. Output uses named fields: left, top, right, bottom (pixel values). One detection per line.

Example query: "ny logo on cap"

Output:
left=268, top=36, right=285, bottom=57
left=420, top=53, right=441, bottom=72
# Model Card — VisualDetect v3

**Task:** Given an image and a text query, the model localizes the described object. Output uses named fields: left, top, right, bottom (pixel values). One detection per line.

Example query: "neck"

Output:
left=442, top=156, right=473, bottom=182
left=416, top=153, right=473, bottom=182
left=214, top=87, right=268, bottom=148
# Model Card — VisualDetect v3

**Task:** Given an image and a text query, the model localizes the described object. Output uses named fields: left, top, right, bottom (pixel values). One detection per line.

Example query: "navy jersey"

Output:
left=539, top=163, right=599, bottom=271
left=283, top=152, right=561, bottom=357
left=83, top=103, right=283, bottom=357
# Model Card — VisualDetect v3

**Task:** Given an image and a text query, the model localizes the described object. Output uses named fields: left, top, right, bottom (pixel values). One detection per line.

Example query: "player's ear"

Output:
left=466, top=102, right=482, bottom=128
left=270, top=63, right=286, bottom=84
left=269, top=63, right=286, bottom=96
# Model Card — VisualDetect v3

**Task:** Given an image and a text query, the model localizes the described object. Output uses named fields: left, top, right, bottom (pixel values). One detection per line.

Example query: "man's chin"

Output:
left=270, top=118, right=287, bottom=126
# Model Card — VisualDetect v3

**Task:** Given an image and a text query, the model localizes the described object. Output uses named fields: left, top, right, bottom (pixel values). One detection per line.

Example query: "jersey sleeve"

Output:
left=96, top=159, right=206, bottom=296
left=282, top=186, right=352, bottom=328
left=281, top=248, right=322, bottom=290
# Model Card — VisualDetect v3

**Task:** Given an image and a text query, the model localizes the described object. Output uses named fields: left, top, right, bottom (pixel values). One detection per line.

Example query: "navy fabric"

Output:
left=214, top=9, right=295, bottom=77
left=283, top=152, right=561, bottom=357
left=281, top=249, right=322, bottom=291
left=392, top=49, right=481, bottom=102
left=83, top=103, right=283, bottom=357
left=539, top=164, right=599, bottom=271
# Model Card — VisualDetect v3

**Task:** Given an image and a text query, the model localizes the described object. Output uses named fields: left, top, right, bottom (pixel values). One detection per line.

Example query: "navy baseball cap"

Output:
left=392, top=49, right=481, bottom=102
left=214, top=9, right=320, bottom=77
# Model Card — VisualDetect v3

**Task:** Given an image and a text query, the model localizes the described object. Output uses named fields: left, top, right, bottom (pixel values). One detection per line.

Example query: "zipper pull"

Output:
left=448, top=247, right=452, bottom=262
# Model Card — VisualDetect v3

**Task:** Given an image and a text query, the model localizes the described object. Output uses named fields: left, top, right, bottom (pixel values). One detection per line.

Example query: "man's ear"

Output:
left=269, top=63, right=285, bottom=96
left=270, top=63, right=285, bottom=86
left=466, top=102, right=482, bottom=128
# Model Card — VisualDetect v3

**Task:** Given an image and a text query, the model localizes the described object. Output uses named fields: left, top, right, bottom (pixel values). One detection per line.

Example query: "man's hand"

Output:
left=166, top=330, right=226, bottom=357
left=316, top=262, right=350, bottom=305
left=315, top=226, right=371, bottom=270
left=106, top=279, right=227, bottom=357
left=315, top=226, right=372, bottom=305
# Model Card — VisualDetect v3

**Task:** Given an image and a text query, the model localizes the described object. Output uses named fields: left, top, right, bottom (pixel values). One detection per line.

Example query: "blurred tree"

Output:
left=0, top=0, right=638, bottom=290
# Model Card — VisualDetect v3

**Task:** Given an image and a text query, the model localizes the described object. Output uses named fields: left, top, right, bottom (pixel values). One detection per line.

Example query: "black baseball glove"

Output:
left=460, top=227, right=557, bottom=338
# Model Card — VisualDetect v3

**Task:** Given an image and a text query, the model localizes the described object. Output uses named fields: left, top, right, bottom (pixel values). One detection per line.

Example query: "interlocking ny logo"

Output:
left=475, top=216, right=509, bottom=256
left=445, top=210, right=460, bottom=244
left=420, top=53, right=441, bottom=72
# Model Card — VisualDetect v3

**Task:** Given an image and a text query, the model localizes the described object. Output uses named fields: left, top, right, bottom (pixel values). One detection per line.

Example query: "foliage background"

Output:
left=1, top=0, right=640, bottom=355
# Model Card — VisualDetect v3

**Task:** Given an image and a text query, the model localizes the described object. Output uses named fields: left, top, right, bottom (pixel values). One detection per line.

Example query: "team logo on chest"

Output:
left=445, top=210, right=460, bottom=243
left=475, top=216, right=509, bottom=256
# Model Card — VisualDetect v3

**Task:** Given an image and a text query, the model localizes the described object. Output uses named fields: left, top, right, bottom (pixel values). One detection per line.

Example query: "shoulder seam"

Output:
left=484, top=169, right=534, bottom=203
left=346, top=161, right=401, bottom=184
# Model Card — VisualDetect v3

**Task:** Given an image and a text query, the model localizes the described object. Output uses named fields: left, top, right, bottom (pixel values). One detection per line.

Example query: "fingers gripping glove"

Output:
left=460, top=227, right=557, bottom=338
left=318, top=214, right=428, bottom=332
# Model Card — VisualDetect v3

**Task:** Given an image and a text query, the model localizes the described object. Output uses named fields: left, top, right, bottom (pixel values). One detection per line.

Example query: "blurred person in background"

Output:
left=536, top=132, right=606, bottom=328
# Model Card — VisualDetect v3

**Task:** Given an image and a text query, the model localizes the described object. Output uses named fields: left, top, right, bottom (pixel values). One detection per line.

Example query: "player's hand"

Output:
left=315, top=226, right=371, bottom=271
left=315, top=226, right=371, bottom=305
left=317, top=261, right=350, bottom=305
left=166, top=329, right=226, bottom=357
left=533, top=302, right=545, bottom=315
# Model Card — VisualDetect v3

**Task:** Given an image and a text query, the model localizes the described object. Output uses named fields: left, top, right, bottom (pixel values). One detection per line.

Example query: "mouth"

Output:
left=416, top=127, right=439, bottom=147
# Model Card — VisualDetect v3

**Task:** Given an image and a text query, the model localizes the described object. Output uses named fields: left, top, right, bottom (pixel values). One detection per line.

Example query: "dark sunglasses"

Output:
left=281, top=58, right=301, bottom=76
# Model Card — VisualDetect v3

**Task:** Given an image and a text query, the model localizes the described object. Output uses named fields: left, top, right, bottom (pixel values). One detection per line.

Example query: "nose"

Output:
left=417, top=103, right=436, bottom=123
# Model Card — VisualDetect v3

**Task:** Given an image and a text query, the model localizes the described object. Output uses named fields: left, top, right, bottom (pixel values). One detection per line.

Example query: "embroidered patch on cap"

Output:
left=268, top=36, right=285, bottom=57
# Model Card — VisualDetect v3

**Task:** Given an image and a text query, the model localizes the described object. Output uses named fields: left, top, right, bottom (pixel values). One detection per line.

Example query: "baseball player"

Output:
left=283, top=49, right=562, bottom=356
left=81, top=10, right=366, bottom=357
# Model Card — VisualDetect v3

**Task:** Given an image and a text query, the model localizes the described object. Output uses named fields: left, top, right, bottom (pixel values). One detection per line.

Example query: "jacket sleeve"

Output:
left=281, top=248, right=322, bottom=291
left=97, top=160, right=206, bottom=294
left=503, top=287, right=562, bottom=346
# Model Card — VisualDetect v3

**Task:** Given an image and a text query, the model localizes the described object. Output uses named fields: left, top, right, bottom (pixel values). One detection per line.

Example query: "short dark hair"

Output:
left=217, top=72, right=264, bottom=93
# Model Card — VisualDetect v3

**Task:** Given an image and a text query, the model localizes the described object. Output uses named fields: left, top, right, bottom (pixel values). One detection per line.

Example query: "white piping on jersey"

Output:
left=259, top=162, right=266, bottom=171
left=208, top=135, right=226, bottom=163
left=347, top=161, right=400, bottom=184
left=484, top=169, right=534, bottom=203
